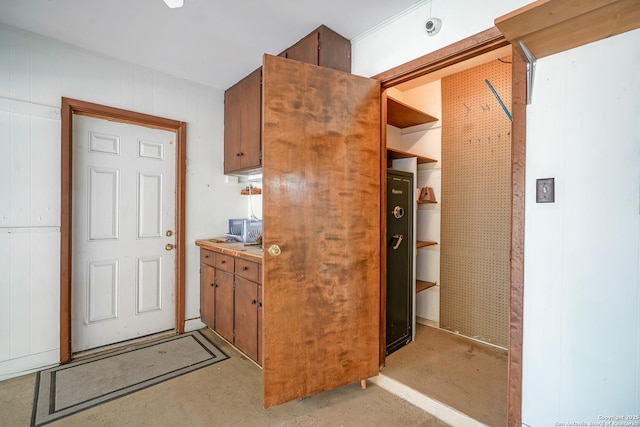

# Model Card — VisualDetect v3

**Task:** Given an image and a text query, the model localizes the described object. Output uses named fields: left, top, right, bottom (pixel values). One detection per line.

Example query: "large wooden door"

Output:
left=262, top=54, right=381, bottom=407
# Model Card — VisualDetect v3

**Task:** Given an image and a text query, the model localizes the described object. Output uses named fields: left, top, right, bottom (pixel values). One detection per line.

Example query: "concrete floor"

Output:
left=380, top=323, right=508, bottom=426
left=0, top=328, right=452, bottom=427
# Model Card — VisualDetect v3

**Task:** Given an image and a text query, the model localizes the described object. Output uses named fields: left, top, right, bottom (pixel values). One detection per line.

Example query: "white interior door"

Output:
left=71, top=115, right=176, bottom=352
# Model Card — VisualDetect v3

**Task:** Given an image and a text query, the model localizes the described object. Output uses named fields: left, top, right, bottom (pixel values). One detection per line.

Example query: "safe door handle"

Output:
left=392, top=234, right=404, bottom=250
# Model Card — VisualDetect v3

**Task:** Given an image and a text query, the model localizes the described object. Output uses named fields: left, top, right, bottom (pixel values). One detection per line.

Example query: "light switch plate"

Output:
left=536, top=178, right=555, bottom=203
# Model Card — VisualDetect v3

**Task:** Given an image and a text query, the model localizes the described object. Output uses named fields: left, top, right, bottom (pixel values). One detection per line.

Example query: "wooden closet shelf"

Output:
left=417, top=241, right=437, bottom=248
left=387, top=147, right=437, bottom=165
left=416, top=280, right=437, bottom=294
left=387, top=97, right=438, bottom=128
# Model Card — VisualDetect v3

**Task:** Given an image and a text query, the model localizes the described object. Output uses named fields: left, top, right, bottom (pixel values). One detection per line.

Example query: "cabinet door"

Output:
left=279, top=26, right=350, bottom=73
left=214, top=270, right=234, bottom=343
left=316, top=25, right=351, bottom=73
left=200, top=249, right=215, bottom=267
left=235, top=258, right=260, bottom=282
left=280, top=31, right=318, bottom=65
left=234, top=276, right=259, bottom=362
left=224, top=67, right=262, bottom=174
left=257, top=283, right=263, bottom=366
left=200, top=263, right=216, bottom=328
left=262, top=54, right=380, bottom=407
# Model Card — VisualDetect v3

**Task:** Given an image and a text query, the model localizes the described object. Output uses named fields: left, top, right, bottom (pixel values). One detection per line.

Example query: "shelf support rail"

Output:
left=518, top=41, right=536, bottom=105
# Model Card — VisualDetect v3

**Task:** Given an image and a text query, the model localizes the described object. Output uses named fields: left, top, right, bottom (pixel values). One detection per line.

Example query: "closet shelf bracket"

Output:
left=518, top=40, right=536, bottom=105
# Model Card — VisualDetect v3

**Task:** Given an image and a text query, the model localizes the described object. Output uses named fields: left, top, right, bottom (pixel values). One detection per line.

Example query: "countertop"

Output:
left=195, top=239, right=263, bottom=261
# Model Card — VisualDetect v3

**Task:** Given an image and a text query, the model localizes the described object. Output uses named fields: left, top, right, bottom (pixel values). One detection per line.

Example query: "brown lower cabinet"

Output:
left=234, top=276, right=260, bottom=361
left=214, top=270, right=234, bottom=343
left=199, top=247, right=263, bottom=365
left=199, top=263, right=215, bottom=328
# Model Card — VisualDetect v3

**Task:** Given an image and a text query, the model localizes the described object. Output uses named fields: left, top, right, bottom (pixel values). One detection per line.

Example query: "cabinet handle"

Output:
left=204, top=254, right=209, bottom=258
left=242, top=266, right=249, bottom=271
left=210, top=282, right=215, bottom=287
left=251, top=299, right=257, bottom=305
left=220, top=260, right=225, bottom=264
left=258, top=302, right=262, bottom=308
left=236, top=152, right=244, bottom=157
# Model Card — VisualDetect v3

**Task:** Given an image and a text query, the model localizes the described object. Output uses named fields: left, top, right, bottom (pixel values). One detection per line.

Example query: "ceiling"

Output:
left=0, top=0, right=420, bottom=90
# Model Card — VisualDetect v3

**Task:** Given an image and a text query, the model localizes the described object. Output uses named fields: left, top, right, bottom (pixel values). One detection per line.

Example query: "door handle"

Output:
left=165, top=230, right=173, bottom=237
left=392, top=234, right=403, bottom=250
left=165, top=243, right=174, bottom=251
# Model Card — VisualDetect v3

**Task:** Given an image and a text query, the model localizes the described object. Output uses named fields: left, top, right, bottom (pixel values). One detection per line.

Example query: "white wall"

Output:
left=351, top=0, right=529, bottom=79
left=0, top=23, right=245, bottom=380
left=522, top=29, right=640, bottom=424
left=352, top=0, right=640, bottom=423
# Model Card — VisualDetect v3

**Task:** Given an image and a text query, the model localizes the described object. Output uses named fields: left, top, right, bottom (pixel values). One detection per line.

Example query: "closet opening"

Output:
left=377, top=27, right=525, bottom=427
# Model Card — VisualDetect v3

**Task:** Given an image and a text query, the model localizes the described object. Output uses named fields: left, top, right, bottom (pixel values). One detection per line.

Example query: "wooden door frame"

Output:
left=59, top=98, right=187, bottom=363
left=375, top=27, right=526, bottom=426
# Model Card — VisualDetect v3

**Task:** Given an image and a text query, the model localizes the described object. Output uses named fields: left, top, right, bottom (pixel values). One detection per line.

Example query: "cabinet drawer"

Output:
left=216, top=253, right=235, bottom=273
left=200, top=249, right=216, bottom=267
left=235, top=258, right=261, bottom=283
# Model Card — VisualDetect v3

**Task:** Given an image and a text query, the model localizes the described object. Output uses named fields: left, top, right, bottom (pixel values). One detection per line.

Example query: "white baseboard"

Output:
left=416, top=316, right=439, bottom=328
left=0, top=350, right=59, bottom=381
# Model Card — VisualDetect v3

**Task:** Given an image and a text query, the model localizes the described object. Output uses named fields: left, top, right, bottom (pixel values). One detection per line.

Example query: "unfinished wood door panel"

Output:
left=262, top=54, right=381, bottom=408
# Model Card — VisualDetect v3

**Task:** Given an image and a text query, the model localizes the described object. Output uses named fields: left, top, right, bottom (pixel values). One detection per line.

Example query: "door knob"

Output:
left=165, top=230, right=173, bottom=237
left=165, top=243, right=174, bottom=251
left=268, top=244, right=282, bottom=257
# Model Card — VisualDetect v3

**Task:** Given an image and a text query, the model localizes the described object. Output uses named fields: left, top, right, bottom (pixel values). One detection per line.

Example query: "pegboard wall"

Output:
left=440, top=56, right=512, bottom=348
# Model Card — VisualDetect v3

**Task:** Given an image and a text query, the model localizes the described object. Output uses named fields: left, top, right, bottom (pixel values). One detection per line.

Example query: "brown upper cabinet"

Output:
left=279, top=25, right=351, bottom=73
left=224, top=67, right=262, bottom=175
left=223, top=25, right=351, bottom=175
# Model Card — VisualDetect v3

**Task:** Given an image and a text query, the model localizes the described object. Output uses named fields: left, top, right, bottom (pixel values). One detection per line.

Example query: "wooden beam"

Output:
left=495, top=0, right=640, bottom=59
